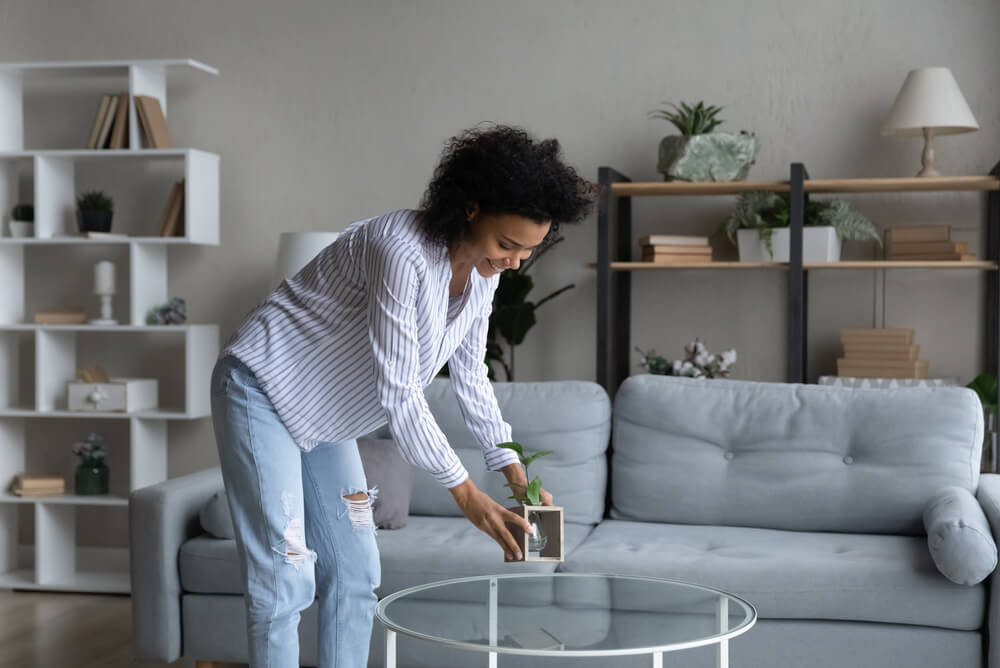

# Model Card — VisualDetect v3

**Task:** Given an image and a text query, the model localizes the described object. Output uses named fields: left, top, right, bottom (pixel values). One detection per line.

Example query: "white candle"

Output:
left=94, top=261, right=115, bottom=294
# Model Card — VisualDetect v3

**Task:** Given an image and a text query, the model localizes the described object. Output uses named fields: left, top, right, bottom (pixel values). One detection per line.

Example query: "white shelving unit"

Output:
left=0, top=59, right=219, bottom=593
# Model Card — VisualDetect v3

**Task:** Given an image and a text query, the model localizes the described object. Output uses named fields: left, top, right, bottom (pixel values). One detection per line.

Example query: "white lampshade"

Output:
left=881, top=67, right=979, bottom=136
left=273, top=231, right=340, bottom=286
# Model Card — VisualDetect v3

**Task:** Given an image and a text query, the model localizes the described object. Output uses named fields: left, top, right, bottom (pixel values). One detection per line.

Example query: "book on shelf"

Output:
left=34, top=310, right=86, bottom=325
left=13, top=474, right=65, bottom=490
left=641, top=253, right=713, bottom=265
left=87, top=94, right=112, bottom=149
left=13, top=486, right=66, bottom=497
left=157, top=180, right=185, bottom=237
left=639, top=234, right=709, bottom=247
left=888, top=240, right=967, bottom=255
left=134, top=95, right=173, bottom=148
left=108, top=90, right=130, bottom=149
left=886, top=225, right=951, bottom=243
left=641, top=244, right=712, bottom=255
left=837, top=359, right=929, bottom=379
left=840, top=328, right=915, bottom=345
left=888, top=252, right=976, bottom=261
left=95, top=94, right=119, bottom=149
left=842, top=343, right=920, bottom=361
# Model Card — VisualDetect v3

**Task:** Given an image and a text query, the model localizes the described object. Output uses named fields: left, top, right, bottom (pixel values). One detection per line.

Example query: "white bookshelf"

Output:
left=0, top=59, right=219, bottom=593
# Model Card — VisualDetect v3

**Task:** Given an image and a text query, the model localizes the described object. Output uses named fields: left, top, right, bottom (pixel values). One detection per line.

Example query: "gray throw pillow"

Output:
left=200, top=490, right=235, bottom=539
left=923, top=485, right=998, bottom=585
left=358, top=438, right=413, bottom=529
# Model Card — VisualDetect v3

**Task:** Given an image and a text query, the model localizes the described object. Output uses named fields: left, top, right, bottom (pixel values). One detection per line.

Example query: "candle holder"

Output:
left=90, top=260, right=117, bottom=325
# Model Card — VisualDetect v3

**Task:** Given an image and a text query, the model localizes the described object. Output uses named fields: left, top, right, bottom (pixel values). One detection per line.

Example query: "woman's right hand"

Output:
left=449, top=479, right=533, bottom=561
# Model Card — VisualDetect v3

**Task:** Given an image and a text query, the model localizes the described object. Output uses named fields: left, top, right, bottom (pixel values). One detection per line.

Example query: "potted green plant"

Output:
left=968, top=373, right=997, bottom=472
left=9, top=203, right=33, bottom=238
left=649, top=101, right=759, bottom=182
left=722, top=190, right=881, bottom=263
left=76, top=191, right=114, bottom=234
left=72, top=432, right=109, bottom=495
left=498, top=441, right=563, bottom=562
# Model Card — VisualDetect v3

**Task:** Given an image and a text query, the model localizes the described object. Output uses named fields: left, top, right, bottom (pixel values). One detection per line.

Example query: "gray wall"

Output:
left=1, top=0, right=999, bottom=548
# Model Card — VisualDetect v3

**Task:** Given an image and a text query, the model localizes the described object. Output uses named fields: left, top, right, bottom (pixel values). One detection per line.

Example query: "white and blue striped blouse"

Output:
left=223, top=209, right=521, bottom=487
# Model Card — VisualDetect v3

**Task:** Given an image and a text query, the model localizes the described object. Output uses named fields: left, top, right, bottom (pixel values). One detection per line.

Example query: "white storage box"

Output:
left=737, top=226, right=841, bottom=263
left=67, top=378, right=158, bottom=412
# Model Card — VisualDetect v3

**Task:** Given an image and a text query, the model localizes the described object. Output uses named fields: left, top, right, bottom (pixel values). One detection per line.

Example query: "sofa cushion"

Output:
left=358, top=437, right=413, bottom=529
left=199, top=491, right=234, bottom=539
left=179, top=519, right=594, bottom=598
left=561, top=520, right=985, bottom=632
left=612, top=375, right=983, bottom=535
left=924, top=485, right=997, bottom=585
left=410, top=379, right=610, bottom=525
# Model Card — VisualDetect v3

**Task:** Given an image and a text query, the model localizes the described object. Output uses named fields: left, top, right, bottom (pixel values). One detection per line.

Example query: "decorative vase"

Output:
left=75, top=459, right=109, bottom=495
left=527, top=510, right=549, bottom=557
left=657, top=132, right=760, bottom=182
left=9, top=220, right=33, bottom=238
left=737, top=226, right=841, bottom=263
left=76, top=209, right=113, bottom=233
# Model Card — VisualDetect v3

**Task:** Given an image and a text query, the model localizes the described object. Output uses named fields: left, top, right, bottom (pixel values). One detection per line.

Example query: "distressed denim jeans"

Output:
left=211, top=354, right=381, bottom=668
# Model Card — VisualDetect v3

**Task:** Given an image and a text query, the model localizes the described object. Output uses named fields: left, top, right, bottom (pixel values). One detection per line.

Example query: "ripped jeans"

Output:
left=211, top=355, right=381, bottom=668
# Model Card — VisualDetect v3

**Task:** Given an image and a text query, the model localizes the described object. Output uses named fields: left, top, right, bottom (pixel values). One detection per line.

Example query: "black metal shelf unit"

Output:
left=596, top=162, right=1000, bottom=396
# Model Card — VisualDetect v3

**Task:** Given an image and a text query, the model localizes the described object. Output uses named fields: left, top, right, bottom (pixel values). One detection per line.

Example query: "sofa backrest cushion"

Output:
left=611, top=374, right=984, bottom=535
left=398, top=379, right=610, bottom=525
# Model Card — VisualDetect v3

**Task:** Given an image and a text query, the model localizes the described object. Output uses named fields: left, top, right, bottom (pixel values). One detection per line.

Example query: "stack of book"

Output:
left=836, top=328, right=929, bottom=379
left=639, top=234, right=712, bottom=265
left=86, top=92, right=173, bottom=150
left=886, top=225, right=974, bottom=261
left=10, top=474, right=65, bottom=497
left=156, top=179, right=186, bottom=237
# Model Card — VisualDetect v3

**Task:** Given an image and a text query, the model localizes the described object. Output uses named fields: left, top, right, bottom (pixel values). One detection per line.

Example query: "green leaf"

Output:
left=495, top=272, right=533, bottom=307
left=526, top=477, right=542, bottom=506
left=521, top=450, right=553, bottom=468
left=495, top=303, right=536, bottom=346
left=968, top=373, right=998, bottom=412
left=498, top=441, right=524, bottom=456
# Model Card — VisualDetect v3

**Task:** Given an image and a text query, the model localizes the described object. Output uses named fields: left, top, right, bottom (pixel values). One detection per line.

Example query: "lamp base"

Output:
left=916, top=127, right=942, bottom=178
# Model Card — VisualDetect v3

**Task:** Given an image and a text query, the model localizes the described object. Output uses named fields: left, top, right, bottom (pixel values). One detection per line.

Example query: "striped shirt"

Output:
left=223, top=209, right=521, bottom=487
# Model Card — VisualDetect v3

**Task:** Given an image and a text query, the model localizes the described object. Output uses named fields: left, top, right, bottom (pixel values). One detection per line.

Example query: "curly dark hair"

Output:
left=419, top=124, right=596, bottom=249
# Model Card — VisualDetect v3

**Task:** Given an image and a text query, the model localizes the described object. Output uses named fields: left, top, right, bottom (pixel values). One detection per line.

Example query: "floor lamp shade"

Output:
left=273, top=232, right=340, bottom=286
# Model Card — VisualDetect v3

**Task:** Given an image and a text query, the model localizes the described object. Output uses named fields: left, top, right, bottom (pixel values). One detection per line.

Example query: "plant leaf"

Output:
left=526, top=477, right=542, bottom=506
left=498, top=441, right=523, bottom=456
left=521, top=450, right=553, bottom=468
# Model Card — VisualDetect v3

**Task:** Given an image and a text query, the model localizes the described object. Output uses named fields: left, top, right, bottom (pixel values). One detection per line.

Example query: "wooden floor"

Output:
left=0, top=590, right=243, bottom=668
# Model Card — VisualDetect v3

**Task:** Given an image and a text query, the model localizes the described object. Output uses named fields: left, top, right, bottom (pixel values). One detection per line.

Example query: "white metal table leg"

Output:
left=716, top=596, right=729, bottom=668
left=386, top=628, right=396, bottom=668
left=489, top=576, right=498, bottom=668
left=652, top=651, right=663, bottom=667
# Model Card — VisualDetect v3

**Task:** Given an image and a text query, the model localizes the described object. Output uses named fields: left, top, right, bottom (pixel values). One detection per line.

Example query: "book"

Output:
left=887, top=225, right=951, bottom=243
left=639, top=234, right=709, bottom=246
left=96, top=94, right=119, bottom=149
left=641, top=244, right=713, bottom=255
left=134, top=95, right=173, bottom=148
left=887, top=240, right=967, bottom=255
left=840, top=328, right=915, bottom=345
left=156, top=181, right=182, bottom=236
left=159, top=180, right=185, bottom=238
left=13, top=474, right=65, bottom=490
left=12, top=486, right=66, bottom=497
left=836, top=366, right=929, bottom=380
left=842, top=343, right=920, bottom=361
left=134, top=92, right=153, bottom=148
left=837, top=357, right=929, bottom=370
left=87, top=95, right=112, bottom=150
left=108, top=90, right=130, bottom=149
left=643, top=254, right=713, bottom=265
left=887, top=252, right=976, bottom=261
left=34, top=310, right=86, bottom=325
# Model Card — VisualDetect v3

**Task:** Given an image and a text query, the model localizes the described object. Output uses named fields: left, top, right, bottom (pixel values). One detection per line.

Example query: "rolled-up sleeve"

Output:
left=366, top=237, right=469, bottom=488
left=448, top=290, right=521, bottom=472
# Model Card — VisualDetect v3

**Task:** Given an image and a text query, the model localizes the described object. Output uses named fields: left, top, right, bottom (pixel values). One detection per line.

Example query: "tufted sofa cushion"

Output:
left=611, top=375, right=984, bottom=535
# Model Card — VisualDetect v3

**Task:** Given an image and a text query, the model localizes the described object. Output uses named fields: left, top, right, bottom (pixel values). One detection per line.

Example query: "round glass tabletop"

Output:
left=376, top=573, right=756, bottom=658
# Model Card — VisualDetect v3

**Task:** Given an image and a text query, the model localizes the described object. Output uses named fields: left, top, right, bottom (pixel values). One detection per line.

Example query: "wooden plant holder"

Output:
left=506, top=505, right=564, bottom=562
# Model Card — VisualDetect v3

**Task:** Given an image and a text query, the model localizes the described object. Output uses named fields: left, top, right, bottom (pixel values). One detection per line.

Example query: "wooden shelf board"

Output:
left=606, top=261, right=787, bottom=270
left=0, top=569, right=130, bottom=593
left=805, top=260, right=998, bottom=269
left=0, top=493, right=127, bottom=506
left=608, top=176, right=999, bottom=197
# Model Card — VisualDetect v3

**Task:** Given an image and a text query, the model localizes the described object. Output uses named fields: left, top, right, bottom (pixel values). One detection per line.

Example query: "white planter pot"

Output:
left=8, top=220, right=33, bottom=238
left=737, top=226, right=841, bottom=263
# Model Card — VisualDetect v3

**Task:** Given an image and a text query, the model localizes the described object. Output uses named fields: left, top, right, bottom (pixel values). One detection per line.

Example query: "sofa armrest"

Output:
left=976, top=474, right=1000, bottom=668
left=129, top=466, right=224, bottom=662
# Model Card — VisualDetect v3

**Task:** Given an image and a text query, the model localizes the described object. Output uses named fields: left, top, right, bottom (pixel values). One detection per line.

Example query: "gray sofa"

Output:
left=131, top=374, right=1000, bottom=667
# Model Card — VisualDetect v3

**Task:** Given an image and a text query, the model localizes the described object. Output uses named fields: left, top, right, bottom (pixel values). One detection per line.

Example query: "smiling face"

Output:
left=458, top=207, right=551, bottom=277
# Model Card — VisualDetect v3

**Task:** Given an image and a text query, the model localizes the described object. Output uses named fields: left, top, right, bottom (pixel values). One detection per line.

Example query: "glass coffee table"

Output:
left=376, top=573, right=756, bottom=667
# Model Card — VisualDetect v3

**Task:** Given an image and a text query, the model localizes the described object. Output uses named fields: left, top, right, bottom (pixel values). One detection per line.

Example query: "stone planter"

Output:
left=657, top=132, right=760, bottom=182
left=737, top=226, right=841, bottom=263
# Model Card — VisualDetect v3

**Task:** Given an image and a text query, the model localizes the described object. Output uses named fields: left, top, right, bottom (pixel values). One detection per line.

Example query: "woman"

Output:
left=210, top=124, right=595, bottom=667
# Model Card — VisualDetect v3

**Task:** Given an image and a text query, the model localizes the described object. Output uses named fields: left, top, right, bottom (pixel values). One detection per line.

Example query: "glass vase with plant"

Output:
left=72, top=432, right=109, bottom=495
left=498, top=441, right=554, bottom=558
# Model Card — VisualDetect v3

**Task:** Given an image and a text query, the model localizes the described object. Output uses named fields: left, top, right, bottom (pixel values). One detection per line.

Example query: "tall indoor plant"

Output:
left=649, top=101, right=759, bottom=182
left=722, top=190, right=881, bottom=262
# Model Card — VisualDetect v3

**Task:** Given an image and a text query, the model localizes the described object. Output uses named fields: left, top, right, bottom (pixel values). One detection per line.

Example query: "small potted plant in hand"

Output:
left=499, top=441, right=564, bottom=562
left=72, top=432, right=109, bottom=495
left=76, top=191, right=114, bottom=234
left=9, top=204, right=33, bottom=238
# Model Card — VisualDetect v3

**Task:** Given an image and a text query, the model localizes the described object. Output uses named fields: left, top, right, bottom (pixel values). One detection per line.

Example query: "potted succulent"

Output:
left=76, top=190, right=114, bottom=234
left=72, top=432, right=109, bottom=495
left=649, top=101, right=760, bottom=182
left=722, top=191, right=881, bottom=263
left=499, top=441, right=563, bottom=562
left=9, top=204, right=33, bottom=238
left=637, top=338, right=737, bottom=378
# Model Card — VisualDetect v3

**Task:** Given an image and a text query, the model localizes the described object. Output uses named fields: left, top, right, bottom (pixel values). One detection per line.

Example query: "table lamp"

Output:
left=272, top=232, right=340, bottom=288
left=881, top=67, right=979, bottom=177
left=90, top=260, right=117, bottom=325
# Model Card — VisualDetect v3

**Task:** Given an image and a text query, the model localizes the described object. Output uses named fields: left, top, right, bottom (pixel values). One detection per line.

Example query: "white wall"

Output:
left=1, top=0, right=999, bottom=546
